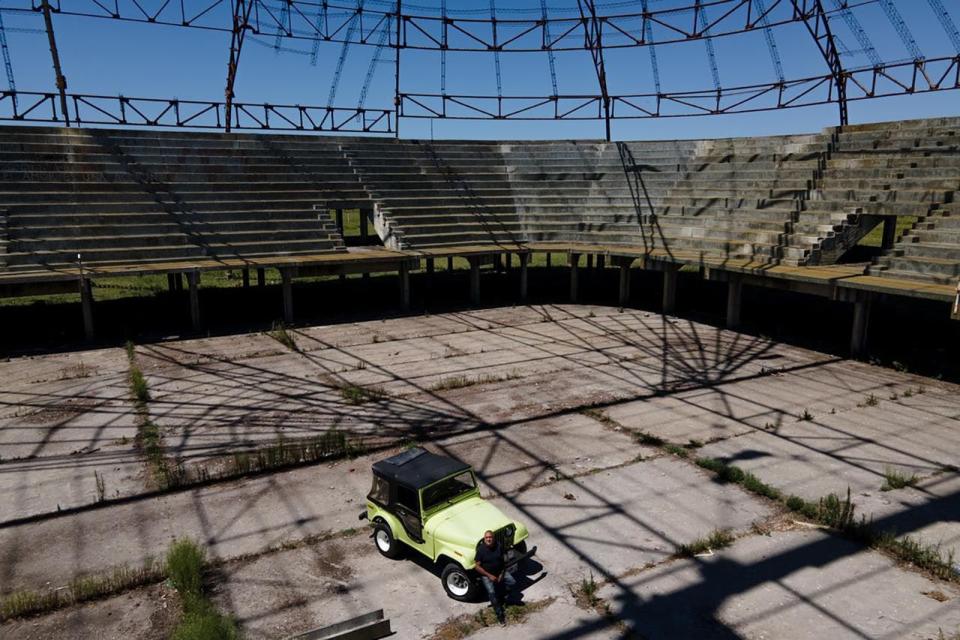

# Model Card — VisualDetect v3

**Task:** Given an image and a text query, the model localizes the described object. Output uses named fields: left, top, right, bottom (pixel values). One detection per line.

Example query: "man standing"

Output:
left=474, top=530, right=516, bottom=624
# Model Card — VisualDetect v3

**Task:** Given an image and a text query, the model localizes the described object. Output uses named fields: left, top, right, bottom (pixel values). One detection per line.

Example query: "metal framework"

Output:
left=4, top=0, right=958, bottom=135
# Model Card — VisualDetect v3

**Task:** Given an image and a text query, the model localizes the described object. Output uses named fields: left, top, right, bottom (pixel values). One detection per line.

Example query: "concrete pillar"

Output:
left=469, top=257, right=481, bottom=306
left=447, top=256, right=454, bottom=271
left=618, top=262, right=631, bottom=307
left=546, top=253, right=552, bottom=268
left=242, top=268, right=250, bottom=288
left=850, top=296, right=872, bottom=358
left=360, top=209, right=370, bottom=243
left=175, top=273, right=184, bottom=292
left=167, top=273, right=177, bottom=293
left=399, top=262, right=410, bottom=311
left=426, top=257, right=435, bottom=277
left=335, top=208, right=344, bottom=235
left=726, top=277, right=743, bottom=330
left=79, top=278, right=94, bottom=341
left=519, top=253, right=529, bottom=302
left=281, top=268, right=294, bottom=324
left=187, top=270, right=201, bottom=331
left=662, top=266, right=678, bottom=314
left=569, top=253, right=580, bottom=303
left=586, top=254, right=594, bottom=269
left=881, top=217, right=898, bottom=250
left=257, top=268, right=266, bottom=287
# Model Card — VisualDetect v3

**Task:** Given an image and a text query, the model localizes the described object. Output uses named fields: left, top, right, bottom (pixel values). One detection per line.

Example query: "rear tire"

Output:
left=441, top=563, right=477, bottom=602
left=373, top=522, right=402, bottom=559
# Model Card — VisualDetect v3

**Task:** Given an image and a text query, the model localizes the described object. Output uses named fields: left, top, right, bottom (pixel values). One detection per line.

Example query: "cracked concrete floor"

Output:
left=1, top=305, right=959, bottom=639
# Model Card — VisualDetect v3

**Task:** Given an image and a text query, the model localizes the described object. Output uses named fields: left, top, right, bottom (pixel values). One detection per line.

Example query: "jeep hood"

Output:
left=428, top=496, right=512, bottom=547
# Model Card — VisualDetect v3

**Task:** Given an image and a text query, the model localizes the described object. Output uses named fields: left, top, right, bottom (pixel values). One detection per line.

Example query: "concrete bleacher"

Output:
left=0, top=118, right=957, bottom=316
left=340, top=139, right=523, bottom=250
left=0, top=126, right=349, bottom=273
left=647, top=134, right=826, bottom=263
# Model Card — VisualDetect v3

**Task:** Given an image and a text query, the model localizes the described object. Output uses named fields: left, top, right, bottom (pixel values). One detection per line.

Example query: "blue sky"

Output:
left=1, top=0, right=958, bottom=139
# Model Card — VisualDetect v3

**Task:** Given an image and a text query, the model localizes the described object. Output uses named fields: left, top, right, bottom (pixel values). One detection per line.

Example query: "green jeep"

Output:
left=360, top=447, right=536, bottom=601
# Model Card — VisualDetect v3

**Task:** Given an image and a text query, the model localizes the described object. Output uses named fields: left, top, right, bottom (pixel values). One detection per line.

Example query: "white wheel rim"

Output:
left=376, top=529, right=391, bottom=552
left=446, top=571, right=470, bottom=597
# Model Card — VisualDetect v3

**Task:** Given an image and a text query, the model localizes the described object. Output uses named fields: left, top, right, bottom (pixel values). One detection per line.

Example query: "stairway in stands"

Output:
left=643, top=134, right=827, bottom=263
left=339, top=139, right=522, bottom=250
left=856, top=117, right=960, bottom=284
left=786, top=117, right=959, bottom=266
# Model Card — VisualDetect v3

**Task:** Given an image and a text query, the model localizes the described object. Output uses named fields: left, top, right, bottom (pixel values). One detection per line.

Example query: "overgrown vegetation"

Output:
left=429, top=597, right=555, bottom=640
left=166, top=538, right=238, bottom=640
left=0, top=562, right=164, bottom=621
left=573, top=572, right=601, bottom=608
left=692, top=457, right=957, bottom=582
left=881, top=467, right=919, bottom=492
left=677, top=528, right=735, bottom=557
left=125, top=341, right=173, bottom=488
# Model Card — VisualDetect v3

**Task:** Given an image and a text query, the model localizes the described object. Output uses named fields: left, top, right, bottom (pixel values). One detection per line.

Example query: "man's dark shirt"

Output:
left=475, top=541, right=505, bottom=576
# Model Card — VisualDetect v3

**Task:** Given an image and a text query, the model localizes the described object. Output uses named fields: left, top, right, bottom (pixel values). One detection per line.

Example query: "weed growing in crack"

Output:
left=881, top=467, right=919, bottom=492
left=677, top=529, right=735, bottom=557
left=267, top=321, right=298, bottom=351
left=340, top=383, right=386, bottom=405
left=798, top=409, right=814, bottom=422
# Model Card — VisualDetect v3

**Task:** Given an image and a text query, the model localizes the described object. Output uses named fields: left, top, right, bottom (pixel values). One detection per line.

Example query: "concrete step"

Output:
left=896, top=241, right=960, bottom=261
left=871, top=255, right=960, bottom=282
left=813, top=188, right=949, bottom=204
left=10, top=227, right=335, bottom=252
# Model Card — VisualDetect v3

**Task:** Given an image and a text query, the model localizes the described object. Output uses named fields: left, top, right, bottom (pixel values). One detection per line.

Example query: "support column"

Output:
left=79, top=277, right=94, bottom=341
left=618, top=261, right=631, bottom=307
left=881, top=217, right=898, bottom=251
left=469, top=257, right=481, bottom=306
left=597, top=255, right=605, bottom=270
left=176, top=273, right=184, bottom=292
left=426, top=257, right=435, bottom=278
left=662, top=266, right=679, bottom=314
left=399, top=262, right=410, bottom=311
left=335, top=208, right=344, bottom=235
left=242, top=268, right=250, bottom=288
left=586, top=254, right=594, bottom=269
left=257, top=268, right=265, bottom=287
left=519, top=253, right=529, bottom=302
left=187, top=270, right=201, bottom=331
left=447, top=256, right=454, bottom=271
left=360, top=209, right=370, bottom=244
left=726, top=277, right=743, bottom=330
left=167, top=273, right=177, bottom=293
left=850, top=295, right=872, bottom=358
left=569, top=253, right=580, bottom=303
left=546, top=253, right=552, bottom=268
left=281, top=268, right=294, bottom=324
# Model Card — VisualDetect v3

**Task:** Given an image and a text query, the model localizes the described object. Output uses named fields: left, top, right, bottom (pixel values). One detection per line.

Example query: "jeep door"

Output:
left=394, top=482, right=424, bottom=542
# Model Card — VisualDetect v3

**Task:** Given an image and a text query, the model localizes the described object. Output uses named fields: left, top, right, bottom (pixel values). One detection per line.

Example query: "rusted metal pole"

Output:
left=224, top=0, right=254, bottom=133
left=39, top=0, right=69, bottom=126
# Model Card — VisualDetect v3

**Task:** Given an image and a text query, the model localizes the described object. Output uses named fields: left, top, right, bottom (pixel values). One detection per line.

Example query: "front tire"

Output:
left=373, top=522, right=402, bottom=559
left=441, top=563, right=477, bottom=602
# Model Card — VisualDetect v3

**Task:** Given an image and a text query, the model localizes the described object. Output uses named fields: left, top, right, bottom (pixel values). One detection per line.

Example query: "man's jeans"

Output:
left=481, top=571, right=516, bottom=611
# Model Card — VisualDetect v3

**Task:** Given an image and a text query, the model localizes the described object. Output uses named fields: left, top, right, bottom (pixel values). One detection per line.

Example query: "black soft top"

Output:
left=372, top=447, right=472, bottom=488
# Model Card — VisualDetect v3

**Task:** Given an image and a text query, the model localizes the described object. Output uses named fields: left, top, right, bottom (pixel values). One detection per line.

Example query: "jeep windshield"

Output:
left=422, top=471, right=478, bottom=511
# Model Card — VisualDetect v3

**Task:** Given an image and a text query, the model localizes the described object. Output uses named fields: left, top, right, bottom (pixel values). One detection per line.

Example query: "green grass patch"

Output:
left=859, top=216, right=917, bottom=248
left=662, top=443, right=689, bottom=458
left=166, top=538, right=239, bottom=640
left=677, top=528, right=735, bottom=557
left=881, top=467, right=919, bottom=492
